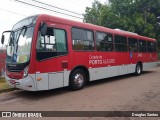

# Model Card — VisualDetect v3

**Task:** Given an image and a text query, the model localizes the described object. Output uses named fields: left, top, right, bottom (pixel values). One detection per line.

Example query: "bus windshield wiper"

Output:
left=16, top=26, right=27, bottom=44
left=15, top=26, right=27, bottom=52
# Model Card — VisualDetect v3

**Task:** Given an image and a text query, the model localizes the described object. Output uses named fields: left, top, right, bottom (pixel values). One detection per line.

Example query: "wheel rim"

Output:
left=137, top=65, right=141, bottom=74
left=73, top=73, right=84, bottom=87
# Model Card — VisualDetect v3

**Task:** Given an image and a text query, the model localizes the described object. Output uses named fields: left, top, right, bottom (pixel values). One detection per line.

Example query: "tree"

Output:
left=83, top=1, right=106, bottom=25
left=83, top=0, right=160, bottom=50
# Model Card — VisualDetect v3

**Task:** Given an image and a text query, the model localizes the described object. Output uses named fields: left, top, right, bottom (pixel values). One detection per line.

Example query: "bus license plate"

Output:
left=10, top=80, right=15, bottom=84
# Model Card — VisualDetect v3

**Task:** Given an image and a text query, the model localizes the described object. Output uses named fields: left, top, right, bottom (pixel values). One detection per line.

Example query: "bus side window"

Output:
left=147, top=41, right=154, bottom=52
left=72, top=28, right=94, bottom=51
left=139, top=40, right=147, bottom=52
left=96, top=32, right=113, bottom=52
left=114, top=35, right=127, bottom=52
left=36, top=27, right=67, bottom=60
left=36, top=32, right=45, bottom=50
left=153, top=41, right=157, bottom=52
left=128, top=38, right=138, bottom=52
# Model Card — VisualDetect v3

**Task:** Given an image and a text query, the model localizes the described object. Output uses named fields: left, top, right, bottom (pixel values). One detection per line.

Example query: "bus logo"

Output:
left=2, top=112, right=11, bottom=117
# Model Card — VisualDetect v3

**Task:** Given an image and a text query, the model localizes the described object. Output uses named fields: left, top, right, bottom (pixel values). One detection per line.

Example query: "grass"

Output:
left=0, top=77, right=11, bottom=90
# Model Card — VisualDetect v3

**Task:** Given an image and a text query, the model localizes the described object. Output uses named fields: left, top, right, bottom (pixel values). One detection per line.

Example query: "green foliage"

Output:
left=0, top=77, right=11, bottom=90
left=83, top=0, right=160, bottom=50
left=83, top=1, right=106, bottom=25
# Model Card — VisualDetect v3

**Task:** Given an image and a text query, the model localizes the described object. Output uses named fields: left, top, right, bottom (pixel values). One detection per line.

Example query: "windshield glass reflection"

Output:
left=6, top=27, right=34, bottom=63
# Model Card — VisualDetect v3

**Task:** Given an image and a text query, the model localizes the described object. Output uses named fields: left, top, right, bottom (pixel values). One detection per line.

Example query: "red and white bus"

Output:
left=1, top=14, right=158, bottom=91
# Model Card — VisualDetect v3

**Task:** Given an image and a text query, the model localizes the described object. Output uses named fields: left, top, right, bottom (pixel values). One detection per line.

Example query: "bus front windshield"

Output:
left=7, top=27, right=34, bottom=63
left=6, top=15, right=37, bottom=64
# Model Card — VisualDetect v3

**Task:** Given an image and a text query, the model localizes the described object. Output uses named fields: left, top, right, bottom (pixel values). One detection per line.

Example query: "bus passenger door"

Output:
left=35, top=22, right=70, bottom=90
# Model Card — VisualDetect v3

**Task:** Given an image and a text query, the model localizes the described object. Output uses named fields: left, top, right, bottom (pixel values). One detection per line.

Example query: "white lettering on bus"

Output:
left=89, top=55, right=115, bottom=65
left=89, top=60, right=103, bottom=65
left=89, top=55, right=102, bottom=60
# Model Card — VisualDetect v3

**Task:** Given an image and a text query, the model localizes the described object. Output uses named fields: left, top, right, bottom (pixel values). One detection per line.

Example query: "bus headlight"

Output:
left=23, top=67, right=29, bottom=78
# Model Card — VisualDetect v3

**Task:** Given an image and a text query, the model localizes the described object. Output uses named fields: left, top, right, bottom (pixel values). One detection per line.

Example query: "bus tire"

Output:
left=70, top=69, right=86, bottom=90
left=135, top=63, right=142, bottom=76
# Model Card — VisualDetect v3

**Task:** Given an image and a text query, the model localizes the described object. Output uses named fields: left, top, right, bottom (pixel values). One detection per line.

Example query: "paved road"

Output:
left=0, top=66, right=160, bottom=120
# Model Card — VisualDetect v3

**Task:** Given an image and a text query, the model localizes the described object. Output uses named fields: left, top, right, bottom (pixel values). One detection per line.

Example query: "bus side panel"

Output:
left=89, top=63, right=137, bottom=81
left=143, top=62, right=157, bottom=70
left=48, top=72, right=64, bottom=89
left=89, top=66, right=119, bottom=81
left=127, top=64, right=136, bottom=73
left=36, top=73, right=49, bottom=91
left=115, top=52, right=130, bottom=75
left=118, top=65, right=128, bottom=75
left=63, top=70, right=71, bottom=87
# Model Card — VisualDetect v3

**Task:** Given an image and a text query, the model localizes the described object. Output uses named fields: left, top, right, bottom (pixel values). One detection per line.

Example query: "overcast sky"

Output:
left=0, top=0, right=108, bottom=48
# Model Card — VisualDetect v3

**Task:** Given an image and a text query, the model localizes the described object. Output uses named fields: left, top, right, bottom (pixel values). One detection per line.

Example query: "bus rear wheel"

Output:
left=70, top=69, right=86, bottom=90
left=135, top=63, right=142, bottom=76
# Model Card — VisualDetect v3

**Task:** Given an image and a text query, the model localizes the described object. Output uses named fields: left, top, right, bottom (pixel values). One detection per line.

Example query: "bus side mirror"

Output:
left=40, top=22, right=47, bottom=36
left=1, top=35, right=4, bottom=44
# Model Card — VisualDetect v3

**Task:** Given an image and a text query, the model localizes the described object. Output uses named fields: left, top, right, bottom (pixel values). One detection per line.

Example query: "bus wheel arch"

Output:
left=135, top=61, right=143, bottom=76
left=69, top=66, right=89, bottom=90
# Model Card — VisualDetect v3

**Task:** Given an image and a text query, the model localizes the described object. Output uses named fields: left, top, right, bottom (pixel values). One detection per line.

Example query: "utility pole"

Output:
left=144, top=3, right=147, bottom=29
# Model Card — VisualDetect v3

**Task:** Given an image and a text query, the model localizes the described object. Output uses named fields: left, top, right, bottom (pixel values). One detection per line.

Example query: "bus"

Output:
left=1, top=14, right=158, bottom=91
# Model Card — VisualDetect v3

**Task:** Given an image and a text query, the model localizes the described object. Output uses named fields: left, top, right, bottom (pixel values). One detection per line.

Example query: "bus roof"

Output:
left=37, top=14, right=156, bottom=42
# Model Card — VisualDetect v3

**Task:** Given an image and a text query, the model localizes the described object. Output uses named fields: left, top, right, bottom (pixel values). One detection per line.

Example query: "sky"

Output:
left=0, top=0, right=108, bottom=48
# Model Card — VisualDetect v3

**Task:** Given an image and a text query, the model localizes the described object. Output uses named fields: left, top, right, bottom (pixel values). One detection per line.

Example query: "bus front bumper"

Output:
left=5, top=74, right=36, bottom=91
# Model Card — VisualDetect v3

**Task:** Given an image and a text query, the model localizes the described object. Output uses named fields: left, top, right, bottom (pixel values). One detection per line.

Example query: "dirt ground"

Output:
left=0, top=66, right=160, bottom=120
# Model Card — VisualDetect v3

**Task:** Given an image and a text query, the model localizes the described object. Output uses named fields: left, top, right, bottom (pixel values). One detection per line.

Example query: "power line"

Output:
left=13, top=0, right=84, bottom=19
left=0, top=8, right=26, bottom=17
left=32, top=0, right=82, bottom=16
left=67, top=0, right=93, bottom=7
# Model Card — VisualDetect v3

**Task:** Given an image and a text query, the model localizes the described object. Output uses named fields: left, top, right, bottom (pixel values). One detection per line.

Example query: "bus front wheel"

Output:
left=135, top=63, right=142, bottom=76
left=69, top=69, right=86, bottom=90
